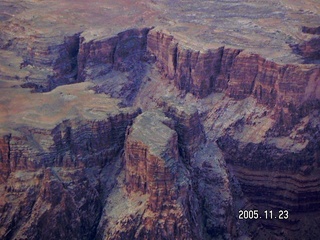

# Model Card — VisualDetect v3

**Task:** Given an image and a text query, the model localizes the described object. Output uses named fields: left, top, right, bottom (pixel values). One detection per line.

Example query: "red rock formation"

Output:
left=147, top=28, right=320, bottom=113
left=0, top=166, right=102, bottom=240
left=123, top=111, right=202, bottom=239
left=0, top=110, right=139, bottom=174
left=0, top=1, right=320, bottom=237
left=77, top=28, right=150, bottom=81
left=147, top=29, right=241, bottom=98
left=1, top=26, right=82, bottom=91
left=0, top=107, right=140, bottom=239
left=157, top=99, right=206, bottom=163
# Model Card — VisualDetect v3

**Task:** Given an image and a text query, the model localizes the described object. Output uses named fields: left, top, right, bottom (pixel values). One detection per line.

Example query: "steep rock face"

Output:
left=147, top=29, right=242, bottom=98
left=77, top=28, right=150, bottom=105
left=215, top=107, right=320, bottom=238
left=147, top=28, right=320, bottom=113
left=172, top=47, right=223, bottom=98
left=0, top=135, right=11, bottom=183
left=77, top=28, right=150, bottom=81
left=0, top=110, right=140, bottom=180
left=157, top=99, right=206, bottom=163
left=216, top=109, right=320, bottom=210
left=294, top=26, right=320, bottom=62
left=302, top=26, right=320, bottom=35
left=120, top=111, right=202, bottom=240
left=125, top=111, right=180, bottom=207
left=192, top=143, right=235, bottom=239
left=227, top=52, right=320, bottom=108
left=49, top=34, right=81, bottom=89
left=0, top=167, right=102, bottom=240
left=0, top=0, right=320, bottom=239
left=0, top=22, right=81, bottom=91
left=196, top=88, right=320, bottom=239
left=21, top=33, right=81, bottom=90
left=0, top=103, right=140, bottom=239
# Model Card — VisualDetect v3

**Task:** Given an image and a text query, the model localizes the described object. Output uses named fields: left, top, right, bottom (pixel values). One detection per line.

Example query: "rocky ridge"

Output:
left=0, top=0, right=320, bottom=239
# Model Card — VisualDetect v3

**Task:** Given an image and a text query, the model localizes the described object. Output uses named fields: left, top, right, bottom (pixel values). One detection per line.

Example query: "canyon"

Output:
left=0, top=0, right=320, bottom=239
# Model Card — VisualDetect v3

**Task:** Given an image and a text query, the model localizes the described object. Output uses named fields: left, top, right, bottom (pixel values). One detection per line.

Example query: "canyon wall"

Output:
left=0, top=110, right=140, bottom=176
left=100, top=111, right=203, bottom=240
left=0, top=21, right=81, bottom=91
left=0, top=19, right=319, bottom=239
left=147, top=28, right=320, bottom=110
left=77, top=28, right=150, bottom=81
left=0, top=108, right=140, bottom=239
left=1, top=0, right=320, bottom=238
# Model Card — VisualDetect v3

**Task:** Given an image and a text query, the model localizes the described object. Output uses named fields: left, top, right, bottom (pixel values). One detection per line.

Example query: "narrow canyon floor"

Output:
left=0, top=0, right=320, bottom=239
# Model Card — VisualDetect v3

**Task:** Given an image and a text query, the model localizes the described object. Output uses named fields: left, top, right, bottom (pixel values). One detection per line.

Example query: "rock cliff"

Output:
left=116, top=111, right=202, bottom=240
left=1, top=0, right=320, bottom=239
left=0, top=82, right=140, bottom=239
left=147, top=28, right=320, bottom=109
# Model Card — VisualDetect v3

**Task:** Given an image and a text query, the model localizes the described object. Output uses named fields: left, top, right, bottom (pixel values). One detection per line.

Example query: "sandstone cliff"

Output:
left=147, top=28, right=320, bottom=109
left=98, top=111, right=202, bottom=240
left=0, top=82, right=140, bottom=239
left=1, top=0, right=320, bottom=239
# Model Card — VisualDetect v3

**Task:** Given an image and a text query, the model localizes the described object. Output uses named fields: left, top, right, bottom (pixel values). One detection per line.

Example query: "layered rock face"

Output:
left=120, top=111, right=202, bottom=239
left=147, top=29, right=242, bottom=98
left=145, top=26, right=320, bottom=237
left=0, top=83, right=140, bottom=239
left=208, top=95, right=320, bottom=238
left=295, top=26, right=320, bottom=62
left=0, top=112, right=138, bottom=178
left=1, top=0, right=320, bottom=239
left=157, top=99, right=206, bottom=163
left=1, top=167, right=102, bottom=239
left=147, top=28, right=320, bottom=109
left=76, top=28, right=151, bottom=105
left=0, top=23, right=81, bottom=91
left=77, top=28, right=150, bottom=81
left=147, top=28, right=320, bottom=139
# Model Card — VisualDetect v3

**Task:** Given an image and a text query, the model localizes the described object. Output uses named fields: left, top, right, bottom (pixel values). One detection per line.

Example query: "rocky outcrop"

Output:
left=147, top=29, right=320, bottom=112
left=76, top=28, right=151, bottom=105
left=1, top=0, right=320, bottom=237
left=0, top=135, right=11, bottom=183
left=296, top=26, right=320, bottom=61
left=0, top=104, right=140, bottom=239
left=192, top=143, right=235, bottom=239
left=77, top=28, right=150, bottom=81
left=147, top=29, right=243, bottom=98
left=217, top=118, right=320, bottom=212
left=293, top=38, right=320, bottom=62
left=1, top=24, right=82, bottom=91
left=1, top=167, right=102, bottom=240
left=121, top=111, right=202, bottom=240
left=302, top=26, right=320, bottom=35
left=0, top=110, right=140, bottom=178
left=157, top=99, right=206, bottom=163
left=1, top=15, right=150, bottom=92
left=214, top=106, right=320, bottom=238
left=217, top=131, right=320, bottom=212
left=21, top=32, right=81, bottom=90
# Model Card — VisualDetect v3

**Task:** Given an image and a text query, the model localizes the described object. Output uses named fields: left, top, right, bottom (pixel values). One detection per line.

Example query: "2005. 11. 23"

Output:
left=238, top=210, right=289, bottom=220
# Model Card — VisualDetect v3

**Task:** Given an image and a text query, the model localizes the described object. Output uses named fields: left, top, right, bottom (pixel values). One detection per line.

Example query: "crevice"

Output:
left=5, top=133, right=11, bottom=163
left=173, top=43, right=178, bottom=74
left=111, top=38, right=119, bottom=67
